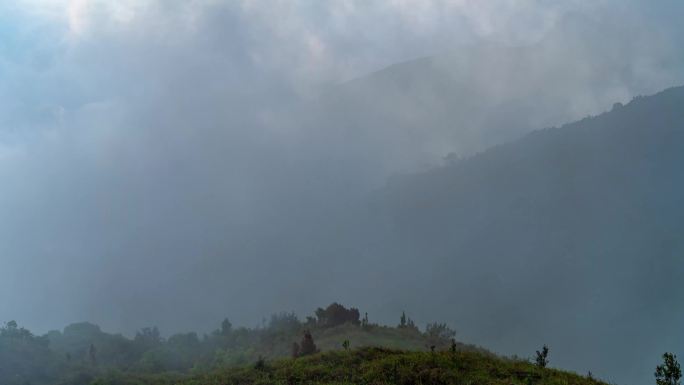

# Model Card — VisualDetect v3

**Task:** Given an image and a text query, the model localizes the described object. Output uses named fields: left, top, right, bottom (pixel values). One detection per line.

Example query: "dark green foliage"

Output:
left=254, top=355, right=266, bottom=370
left=49, top=322, right=140, bottom=369
left=397, top=311, right=419, bottom=334
left=655, top=353, right=682, bottom=385
left=220, top=318, right=232, bottom=336
left=0, top=320, right=64, bottom=385
left=0, top=304, right=609, bottom=385
left=314, top=303, right=360, bottom=327
left=162, top=347, right=609, bottom=385
left=134, top=332, right=202, bottom=373
left=535, top=345, right=549, bottom=368
left=134, top=327, right=162, bottom=350
left=299, top=330, right=317, bottom=356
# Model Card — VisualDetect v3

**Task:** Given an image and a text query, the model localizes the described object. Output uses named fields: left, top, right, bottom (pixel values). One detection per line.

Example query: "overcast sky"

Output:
left=1, top=0, right=684, bottom=357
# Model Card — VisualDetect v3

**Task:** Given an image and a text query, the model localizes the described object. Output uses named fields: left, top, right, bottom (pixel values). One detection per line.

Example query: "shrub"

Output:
left=425, top=323, right=456, bottom=347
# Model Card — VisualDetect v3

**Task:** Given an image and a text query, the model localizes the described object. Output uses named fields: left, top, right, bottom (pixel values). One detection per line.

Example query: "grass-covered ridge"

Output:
left=2, top=303, right=615, bottom=385
left=95, top=347, right=606, bottom=385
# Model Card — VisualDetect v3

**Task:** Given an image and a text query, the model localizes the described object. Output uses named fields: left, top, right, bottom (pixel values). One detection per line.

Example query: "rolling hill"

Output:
left=93, top=348, right=606, bottom=385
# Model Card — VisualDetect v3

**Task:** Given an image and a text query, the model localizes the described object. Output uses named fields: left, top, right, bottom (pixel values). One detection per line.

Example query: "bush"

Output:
left=425, top=323, right=456, bottom=347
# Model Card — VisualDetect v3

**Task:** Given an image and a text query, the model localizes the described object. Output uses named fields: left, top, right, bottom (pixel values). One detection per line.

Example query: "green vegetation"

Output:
left=0, top=304, right=464, bottom=385
left=655, top=353, right=682, bottom=385
left=93, top=347, right=607, bottom=385
left=535, top=345, right=550, bottom=368
left=0, top=303, right=658, bottom=385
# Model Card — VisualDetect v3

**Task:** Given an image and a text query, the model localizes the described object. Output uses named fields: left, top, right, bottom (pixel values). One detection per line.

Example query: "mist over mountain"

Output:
left=2, top=2, right=684, bottom=385
left=373, top=86, right=684, bottom=384
left=151, top=84, right=684, bottom=385
left=136, top=41, right=681, bottom=336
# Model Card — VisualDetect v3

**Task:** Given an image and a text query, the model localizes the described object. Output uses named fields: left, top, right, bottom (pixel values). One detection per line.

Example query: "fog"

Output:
left=1, top=1, right=683, bottom=384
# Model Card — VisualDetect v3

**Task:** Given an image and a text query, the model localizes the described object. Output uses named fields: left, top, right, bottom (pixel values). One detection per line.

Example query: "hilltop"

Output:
left=1, top=303, right=479, bottom=385
left=2, top=302, right=610, bottom=385
left=93, top=347, right=606, bottom=385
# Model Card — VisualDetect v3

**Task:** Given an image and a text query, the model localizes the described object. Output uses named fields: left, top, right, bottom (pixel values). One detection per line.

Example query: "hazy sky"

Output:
left=1, top=0, right=683, bottom=368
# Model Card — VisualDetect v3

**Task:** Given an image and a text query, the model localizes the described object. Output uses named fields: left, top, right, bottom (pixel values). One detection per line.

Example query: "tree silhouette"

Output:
left=88, top=343, right=97, bottom=366
left=535, top=345, right=549, bottom=368
left=655, top=353, right=682, bottom=385
left=314, top=303, right=360, bottom=327
left=299, top=330, right=317, bottom=356
left=221, top=318, right=232, bottom=336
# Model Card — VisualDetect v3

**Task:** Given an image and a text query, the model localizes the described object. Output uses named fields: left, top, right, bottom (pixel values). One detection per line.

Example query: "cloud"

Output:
left=0, top=4, right=679, bottom=385
left=0, top=0, right=682, bottom=354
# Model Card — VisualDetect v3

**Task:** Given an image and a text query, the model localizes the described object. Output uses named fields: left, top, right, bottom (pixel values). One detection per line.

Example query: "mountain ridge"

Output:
left=370, top=84, right=684, bottom=385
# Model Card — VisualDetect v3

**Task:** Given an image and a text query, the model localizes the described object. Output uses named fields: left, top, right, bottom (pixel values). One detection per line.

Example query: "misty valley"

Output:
left=3, top=86, right=684, bottom=384
left=1, top=1, right=683, bottom=385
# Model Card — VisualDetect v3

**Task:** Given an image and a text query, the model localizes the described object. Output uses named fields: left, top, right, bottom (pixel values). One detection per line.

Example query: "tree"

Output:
left=5, top=320, right=17, bottom=331
left=268, top=312, right=301, bottom=332
left=299, top=330, right=317, bottom=356
left=89, top=343, right=97, bottom=366
left=399, top=312, right=407, bottom=328
left=134, top=327, right=162, bottom=353
left=220, top=318, right=232, bottom=336
left=0, top=320, right=60, bottom=385
left=314, top=303, right=360, bottom=327
left=254, top=355, right=266, bottom=370
left=535, top=345, right=549, bottom=368
left=655, top=353, right=682, bottom=385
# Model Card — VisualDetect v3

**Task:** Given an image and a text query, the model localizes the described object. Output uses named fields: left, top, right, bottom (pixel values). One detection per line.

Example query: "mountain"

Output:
left=27, top=47, right=680, bottom=384
left=372, top=86, right=684, bottom=384
left=144, top=82, right=683, bottom=384
left=15, top=41, right=668, bottom=339
left=297, top=40, right=666, bottom=178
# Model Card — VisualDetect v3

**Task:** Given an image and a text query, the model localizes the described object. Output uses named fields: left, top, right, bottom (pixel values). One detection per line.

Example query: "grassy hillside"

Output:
left=312, top=324, right=468, bottom=352
left=93, top=347, right=606, bottom=385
